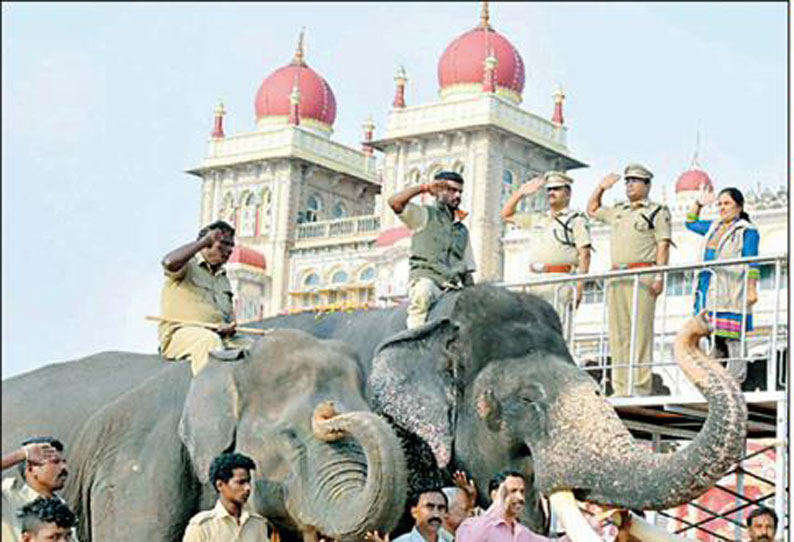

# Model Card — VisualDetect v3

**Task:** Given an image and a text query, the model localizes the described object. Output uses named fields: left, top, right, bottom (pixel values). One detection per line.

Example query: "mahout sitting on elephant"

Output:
left=2, top=284, right=746, bottom=542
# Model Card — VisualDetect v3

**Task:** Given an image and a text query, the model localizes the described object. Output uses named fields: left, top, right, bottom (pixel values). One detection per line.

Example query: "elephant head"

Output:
left=178, top=329, right=407, bottom=541
left=370, top=285, right=747, bottom=539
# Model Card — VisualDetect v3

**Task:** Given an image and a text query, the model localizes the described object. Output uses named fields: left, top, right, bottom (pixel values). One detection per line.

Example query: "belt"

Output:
left=530, top=263, right=574, bottom=273
left=612, top=262, right=654, bottom=270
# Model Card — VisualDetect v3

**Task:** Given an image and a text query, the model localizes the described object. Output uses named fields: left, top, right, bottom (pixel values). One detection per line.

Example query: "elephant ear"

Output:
left=369, top=318, right=467, bottom=468
left=178, top=362, right=240, bottom=484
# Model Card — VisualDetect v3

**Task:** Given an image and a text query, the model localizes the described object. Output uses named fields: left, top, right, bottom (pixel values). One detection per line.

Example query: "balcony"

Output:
left=295, top=215, right=381, bottom=248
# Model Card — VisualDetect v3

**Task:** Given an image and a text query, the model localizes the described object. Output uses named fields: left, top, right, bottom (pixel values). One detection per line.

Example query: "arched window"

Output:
left=332, top=201, right=347, bottom=219
left=304, top=272, right=321, bottom=287
left=258, top=188, right=272, bottom=236
left=501, top=170, right=515, bottom=205
left=331, top=270, right=348, bottom=284
left=239, top=192, right=257, bottom=237
left=427, top=164, right=444, bottom=182
left=359, top=267, right=376, bottom=282
left=404, top=168, right=421, bottom=189
left=451, top=161, right=465, bottom=176
left=306, top=194, right=322, bottom=223
left=219, top=192, right=235, bottom=224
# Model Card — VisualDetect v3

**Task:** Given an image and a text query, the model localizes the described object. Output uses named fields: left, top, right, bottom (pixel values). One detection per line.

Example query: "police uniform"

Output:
left=398, top=201, right=476, bottom=329
left=159, top=252, right=253, bottom=375
left=1, top=478, right=79, bottom=542
left=182, top=500, right=269, bottom=542
left=591, top=164, right=671, bottom=396
left=511, top=172, right=591, bottom=338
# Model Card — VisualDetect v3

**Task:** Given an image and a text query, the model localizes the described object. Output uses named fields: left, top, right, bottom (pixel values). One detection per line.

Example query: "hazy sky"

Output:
left=2, top=2, right=788, bottom=378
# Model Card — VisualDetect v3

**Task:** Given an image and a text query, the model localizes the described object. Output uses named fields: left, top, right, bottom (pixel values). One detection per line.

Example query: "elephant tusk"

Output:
left=628, top=513, right=696, bottom=542
left=548, top=491, right=601, bottom=542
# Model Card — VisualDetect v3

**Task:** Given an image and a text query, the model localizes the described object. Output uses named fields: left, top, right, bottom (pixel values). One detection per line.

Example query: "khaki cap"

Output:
left=544, top=171, right=574, bottom=188
left=624, top=163, right=653, bottom=181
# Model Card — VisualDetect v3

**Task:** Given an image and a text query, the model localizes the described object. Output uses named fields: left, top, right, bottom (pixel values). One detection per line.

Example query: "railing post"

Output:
left=768, top=259, right=781, bottom=391
left=628, top=273, right=641, bottom=395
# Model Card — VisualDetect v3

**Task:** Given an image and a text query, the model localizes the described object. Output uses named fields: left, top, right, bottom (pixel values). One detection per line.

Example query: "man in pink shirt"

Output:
left=456, top=471, right=568, bottom=542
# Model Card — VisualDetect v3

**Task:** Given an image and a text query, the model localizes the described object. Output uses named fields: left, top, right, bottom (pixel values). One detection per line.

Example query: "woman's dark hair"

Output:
left=719, top=187, right=751, bottom=222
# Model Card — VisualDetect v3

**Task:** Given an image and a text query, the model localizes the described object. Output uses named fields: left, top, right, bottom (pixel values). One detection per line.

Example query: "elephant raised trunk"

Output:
left=533, top=312, right=747, bottom=510
left=285, top=401, right=407, bottom=542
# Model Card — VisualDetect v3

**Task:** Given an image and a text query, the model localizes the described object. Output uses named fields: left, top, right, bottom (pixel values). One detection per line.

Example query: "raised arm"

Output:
left=586, top=173, right=620, bottom=217
left=388, top=179, right=449, bottom=214
left=161, top=229, right=223, bottom=273
left=2, top=442, right=57, bottom=471
left=500, top=176, right=545, bottom=223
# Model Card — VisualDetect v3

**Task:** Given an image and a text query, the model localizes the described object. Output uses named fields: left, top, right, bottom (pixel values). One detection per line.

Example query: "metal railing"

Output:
left=500, top=254, right=788, bottom=398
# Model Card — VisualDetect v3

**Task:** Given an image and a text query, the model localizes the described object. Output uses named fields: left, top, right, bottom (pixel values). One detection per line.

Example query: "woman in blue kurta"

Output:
left=686, top=187, right=759, bottom=382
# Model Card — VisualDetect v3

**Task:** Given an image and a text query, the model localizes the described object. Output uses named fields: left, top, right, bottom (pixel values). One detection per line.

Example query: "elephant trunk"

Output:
left=289, top=401, right=407, bottom=541
left=534, top=313, right=747, bottom=510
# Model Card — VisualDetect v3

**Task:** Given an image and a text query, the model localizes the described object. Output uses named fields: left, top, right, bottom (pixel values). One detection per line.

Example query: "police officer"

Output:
left=501, top=171, right=592, bottom=339
left=388, top=171, right=476, bottom=329
left=587, top=164, right=672, bottom=397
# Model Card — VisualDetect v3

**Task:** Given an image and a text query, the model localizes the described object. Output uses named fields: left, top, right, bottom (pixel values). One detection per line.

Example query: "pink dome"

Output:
left=254, top=62, right=336, bottom=126
left=229, top=245, right=266, bottom=270
left=438, top=26, right=525, bottom=96
left=676, top=168, right=713, bottom=193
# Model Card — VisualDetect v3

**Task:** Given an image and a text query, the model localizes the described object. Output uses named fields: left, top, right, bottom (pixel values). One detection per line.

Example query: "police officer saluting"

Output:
left=501, top=171, right=592, bottom=337
left=388, top=171, right=476, bottom=329
left=587, top=164, right=672, bottom=397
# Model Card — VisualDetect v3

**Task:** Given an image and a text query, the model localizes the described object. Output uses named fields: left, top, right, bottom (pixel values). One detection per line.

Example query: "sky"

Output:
left=2, top=2, right=788, bottom=378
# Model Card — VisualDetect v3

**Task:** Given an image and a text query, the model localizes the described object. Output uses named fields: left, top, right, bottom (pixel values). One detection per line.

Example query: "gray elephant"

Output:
left=254, top=284, right=746, bottom=536
left=2, top=330, right=406, bottom=542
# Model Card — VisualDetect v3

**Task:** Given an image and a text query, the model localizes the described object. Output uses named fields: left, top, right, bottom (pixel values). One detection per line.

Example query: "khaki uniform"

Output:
left=592, top=197, right=671, bottom=396
left=398, top=202, right=475, bottom=328
left=159, top=253, right=252, bottom=375
left=513, top=207, right=591, bottom=338
left=1, top=478, right=78, bottom=542
left=182, top=500, right=269, bottom=542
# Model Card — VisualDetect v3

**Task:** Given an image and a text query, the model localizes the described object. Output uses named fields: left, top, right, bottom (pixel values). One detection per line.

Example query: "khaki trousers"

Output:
left=527, top=273, right=576, bottom=342
left=607, top=277, right=656, bottom=396
left=162, top=326, right=253, bottom=375
left=406, top=277, right=443, bottom=329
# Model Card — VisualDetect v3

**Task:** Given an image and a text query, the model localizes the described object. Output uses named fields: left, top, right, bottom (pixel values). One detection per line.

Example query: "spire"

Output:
left=361, top=116, right=375, bottom=155
left=211, top=101, right=226, bottom=139
left=480, top=0, right=492, bottom=29
left=551, top=84, right=565, bottom=126
left=288, top=76, right=301, bottom=126
left=690, top=129, right=702, bottom=169
left=292, top=28, right=306, bottom=66
left=483, top=50, right=498, bottom=93
left=393, top=65, right=407, bottom=108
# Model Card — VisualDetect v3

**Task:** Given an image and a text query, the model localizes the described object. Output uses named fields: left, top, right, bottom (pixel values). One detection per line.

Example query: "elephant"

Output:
left=2, top=330, right=407, bottom=542
left=253, top=284, right=747, bottom=536
left=2, top=284, right=746, bottom=541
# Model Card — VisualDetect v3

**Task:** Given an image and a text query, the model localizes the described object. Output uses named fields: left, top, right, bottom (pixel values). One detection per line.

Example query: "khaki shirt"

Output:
left=398, top=202, right=476, bottom=272
left=1, top=477, right=78, bottom=542
left=513, top=208, right=591, bottom=268
left=591, top=199, right=671, bottom=265
left=158, top=253, right=235, bottom=349
left=182, top=500, right=269, bottom=542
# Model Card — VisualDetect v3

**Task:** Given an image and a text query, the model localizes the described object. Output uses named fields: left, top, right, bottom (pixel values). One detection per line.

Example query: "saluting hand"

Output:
left=517, top=176, right=546, bottom=197
left=696, top=186, right=716, bottom=206
left=599, top=173, right=621, bottom=191
left=23, top=442, right=58, bottom=465
left=453, top=470, right=478, bottom=505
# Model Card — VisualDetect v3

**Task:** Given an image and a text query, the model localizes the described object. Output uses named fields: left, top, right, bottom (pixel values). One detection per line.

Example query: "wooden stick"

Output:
left=145, top=316, right=268, bottom=336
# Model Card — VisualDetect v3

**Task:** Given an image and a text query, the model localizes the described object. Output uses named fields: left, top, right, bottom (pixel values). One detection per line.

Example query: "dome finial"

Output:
left=480, top=0, right=492, bottom=29
left=691, top=128, right=702, bottom=168
left=288, top=75, right=301, bottom=126
left=293, top=27, right=306, bottom=66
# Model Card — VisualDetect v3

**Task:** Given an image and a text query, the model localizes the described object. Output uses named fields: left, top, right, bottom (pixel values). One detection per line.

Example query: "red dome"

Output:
left=675, top=168, right=713, bottom=193
left=254, top=63, right=336, bottom=126
left=229, top=245, right=266, bottom=270
left=438, top=27, right=525, bottom=99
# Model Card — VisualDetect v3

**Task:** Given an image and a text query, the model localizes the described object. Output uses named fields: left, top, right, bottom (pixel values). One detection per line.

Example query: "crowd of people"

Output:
left=1, top=440, right=780, bottom=542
